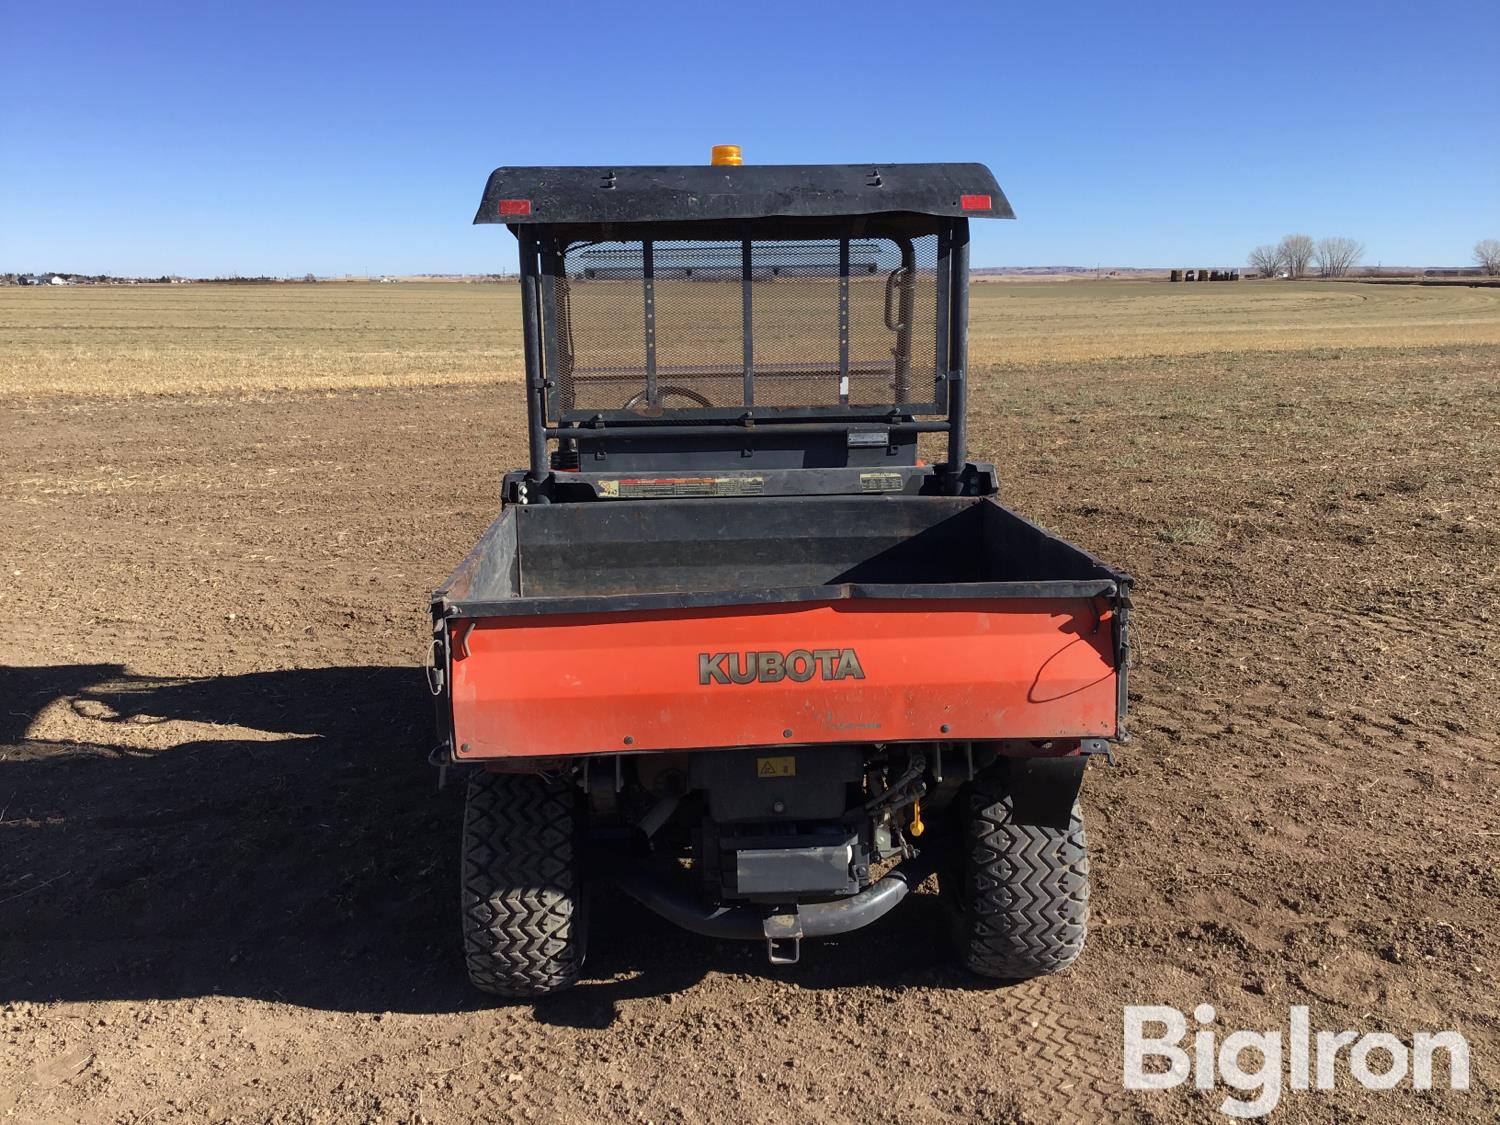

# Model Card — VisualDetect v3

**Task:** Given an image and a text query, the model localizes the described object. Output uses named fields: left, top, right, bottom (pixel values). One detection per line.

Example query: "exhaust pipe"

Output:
left=611, top=851, right=938, bottom=949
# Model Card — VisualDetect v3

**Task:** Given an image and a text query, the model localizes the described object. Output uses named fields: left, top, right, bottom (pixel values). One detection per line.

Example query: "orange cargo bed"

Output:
left=432, top=495, right=1130, bottom=761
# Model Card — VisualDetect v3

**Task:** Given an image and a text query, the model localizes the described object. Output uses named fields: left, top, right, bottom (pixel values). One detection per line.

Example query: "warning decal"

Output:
left=598, top=476, right=765, bottom=499
left=756, top=756, right=796, bottom=778
left=859, top=472, right=903, bottom=493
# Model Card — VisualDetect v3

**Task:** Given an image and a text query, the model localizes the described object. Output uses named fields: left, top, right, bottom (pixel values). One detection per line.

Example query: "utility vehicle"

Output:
left=430, top=150, right=1132, bottom=997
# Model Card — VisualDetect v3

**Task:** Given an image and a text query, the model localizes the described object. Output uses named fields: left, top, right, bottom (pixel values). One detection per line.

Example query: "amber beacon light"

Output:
left=711, top=144, right=742, bottom=166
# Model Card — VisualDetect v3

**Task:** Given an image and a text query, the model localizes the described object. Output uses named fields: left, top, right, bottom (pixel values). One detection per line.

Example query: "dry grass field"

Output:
left=5, top=279, right=1500, bottom=394
left=2, top=280, right=1499, bottom=1122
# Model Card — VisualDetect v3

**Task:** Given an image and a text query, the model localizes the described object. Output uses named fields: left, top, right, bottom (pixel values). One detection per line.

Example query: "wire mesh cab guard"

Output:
left=549, top=231, right=943, bottom=419
left=475, top=163, right=1013, bottom=495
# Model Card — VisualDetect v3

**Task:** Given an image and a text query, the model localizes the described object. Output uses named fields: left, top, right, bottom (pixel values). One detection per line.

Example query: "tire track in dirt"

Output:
left=996, top=979, right=1136, bottom=1120
left=1137, top=588, right=1496, bottom=768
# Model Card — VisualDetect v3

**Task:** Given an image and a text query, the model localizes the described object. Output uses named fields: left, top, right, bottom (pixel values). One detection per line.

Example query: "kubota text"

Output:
left=698, top=648, right=866, bottom=685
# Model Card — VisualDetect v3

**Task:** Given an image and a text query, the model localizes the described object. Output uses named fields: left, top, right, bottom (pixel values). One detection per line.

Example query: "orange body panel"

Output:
left=450, top=598, right=1117, bottom=759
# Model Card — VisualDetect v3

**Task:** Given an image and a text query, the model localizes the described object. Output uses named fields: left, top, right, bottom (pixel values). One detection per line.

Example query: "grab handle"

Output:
left=884, top=266, right=911, bottom=330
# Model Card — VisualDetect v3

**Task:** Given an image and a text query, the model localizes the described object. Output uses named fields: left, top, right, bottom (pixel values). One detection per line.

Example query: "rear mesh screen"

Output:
left=553, top=235, right=940, bottom=414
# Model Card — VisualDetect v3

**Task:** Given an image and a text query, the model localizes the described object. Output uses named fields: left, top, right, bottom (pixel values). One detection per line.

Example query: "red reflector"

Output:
left=960, top=194, right=992, bottom=211
left=498, top=199, right=532, bottom=216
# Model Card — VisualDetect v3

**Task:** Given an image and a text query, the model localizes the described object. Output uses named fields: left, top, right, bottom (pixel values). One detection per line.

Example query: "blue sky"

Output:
left=3, top=0, right=1496, bottom=275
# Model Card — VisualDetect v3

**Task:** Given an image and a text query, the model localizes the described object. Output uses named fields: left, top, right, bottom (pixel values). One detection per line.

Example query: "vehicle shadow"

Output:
left=0, top=662, right=480, bottom=1015
left=1, top=664, right=986, bottom=1022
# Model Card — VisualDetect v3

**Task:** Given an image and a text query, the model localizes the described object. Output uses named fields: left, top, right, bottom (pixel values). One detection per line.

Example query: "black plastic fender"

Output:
left=998, top=755, right=1088, bottom=831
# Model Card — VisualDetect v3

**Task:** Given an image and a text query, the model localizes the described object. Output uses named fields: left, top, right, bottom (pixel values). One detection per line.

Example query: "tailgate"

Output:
left=448, top=596, right=1118, bottom=760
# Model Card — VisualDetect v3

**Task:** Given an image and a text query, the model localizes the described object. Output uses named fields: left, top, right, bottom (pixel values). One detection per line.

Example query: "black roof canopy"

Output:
left=474, top=163, right=1013, bottom=227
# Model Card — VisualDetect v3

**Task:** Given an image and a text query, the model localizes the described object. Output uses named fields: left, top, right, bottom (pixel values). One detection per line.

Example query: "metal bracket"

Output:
left=428, top=742, right=455, bottom=790
left=846, top=428, right=890, bottom=448
left=763, top=909, right=804, bottom=965
left=642, top=239, right=657, bottom=406
left=1081, top=738, right=1115, bottom=765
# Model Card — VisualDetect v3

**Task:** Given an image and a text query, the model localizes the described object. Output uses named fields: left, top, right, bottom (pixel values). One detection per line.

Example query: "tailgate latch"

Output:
left=426, top=634, right=447, bottom=697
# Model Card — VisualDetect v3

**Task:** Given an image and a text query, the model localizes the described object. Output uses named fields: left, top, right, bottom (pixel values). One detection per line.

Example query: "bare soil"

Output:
left=2, top=344, right=1498, bottom=1122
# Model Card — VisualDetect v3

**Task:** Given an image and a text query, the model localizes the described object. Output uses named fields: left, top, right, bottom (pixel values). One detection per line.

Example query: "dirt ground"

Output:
left=2, top=337, right=1498, bottom=1121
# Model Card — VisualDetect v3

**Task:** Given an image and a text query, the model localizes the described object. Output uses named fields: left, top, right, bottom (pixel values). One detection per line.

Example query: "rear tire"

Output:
left=942, top=777, right=1089, bottom=980
left=461, top=770, right=586, bottom=998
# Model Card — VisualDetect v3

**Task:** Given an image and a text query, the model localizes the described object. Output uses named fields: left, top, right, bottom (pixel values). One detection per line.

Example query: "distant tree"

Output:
left=1314, top=236, right=1364, bottom=278
left=303, top=272, right=317, bottom=283
left=1475, top=239, right=1500, bottom=276
left=1248, top=244, right=1284, bottom=278
left=1277, top=234, right=1315, bottom=279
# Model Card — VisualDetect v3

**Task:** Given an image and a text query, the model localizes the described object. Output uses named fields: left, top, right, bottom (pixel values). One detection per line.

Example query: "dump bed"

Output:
left=433, top=496, right=1129, bottom=760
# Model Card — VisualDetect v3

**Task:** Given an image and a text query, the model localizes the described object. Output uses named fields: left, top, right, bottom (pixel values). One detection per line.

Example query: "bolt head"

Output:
left=771, top=800, right=786, bottom=814
left=622, top=735, right=634, bottom=746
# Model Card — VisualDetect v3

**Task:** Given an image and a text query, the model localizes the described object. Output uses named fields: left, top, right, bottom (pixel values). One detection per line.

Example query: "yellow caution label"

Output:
left=756, top=756, right=796, bottom=778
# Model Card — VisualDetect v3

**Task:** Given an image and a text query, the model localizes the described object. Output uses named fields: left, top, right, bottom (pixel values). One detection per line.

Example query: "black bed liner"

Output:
left=435, top=495, right=1125, bottom=619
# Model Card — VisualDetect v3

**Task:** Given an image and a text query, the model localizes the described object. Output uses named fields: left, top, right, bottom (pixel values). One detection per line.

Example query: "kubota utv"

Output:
left=430, top=151, right=1132, bottom=997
